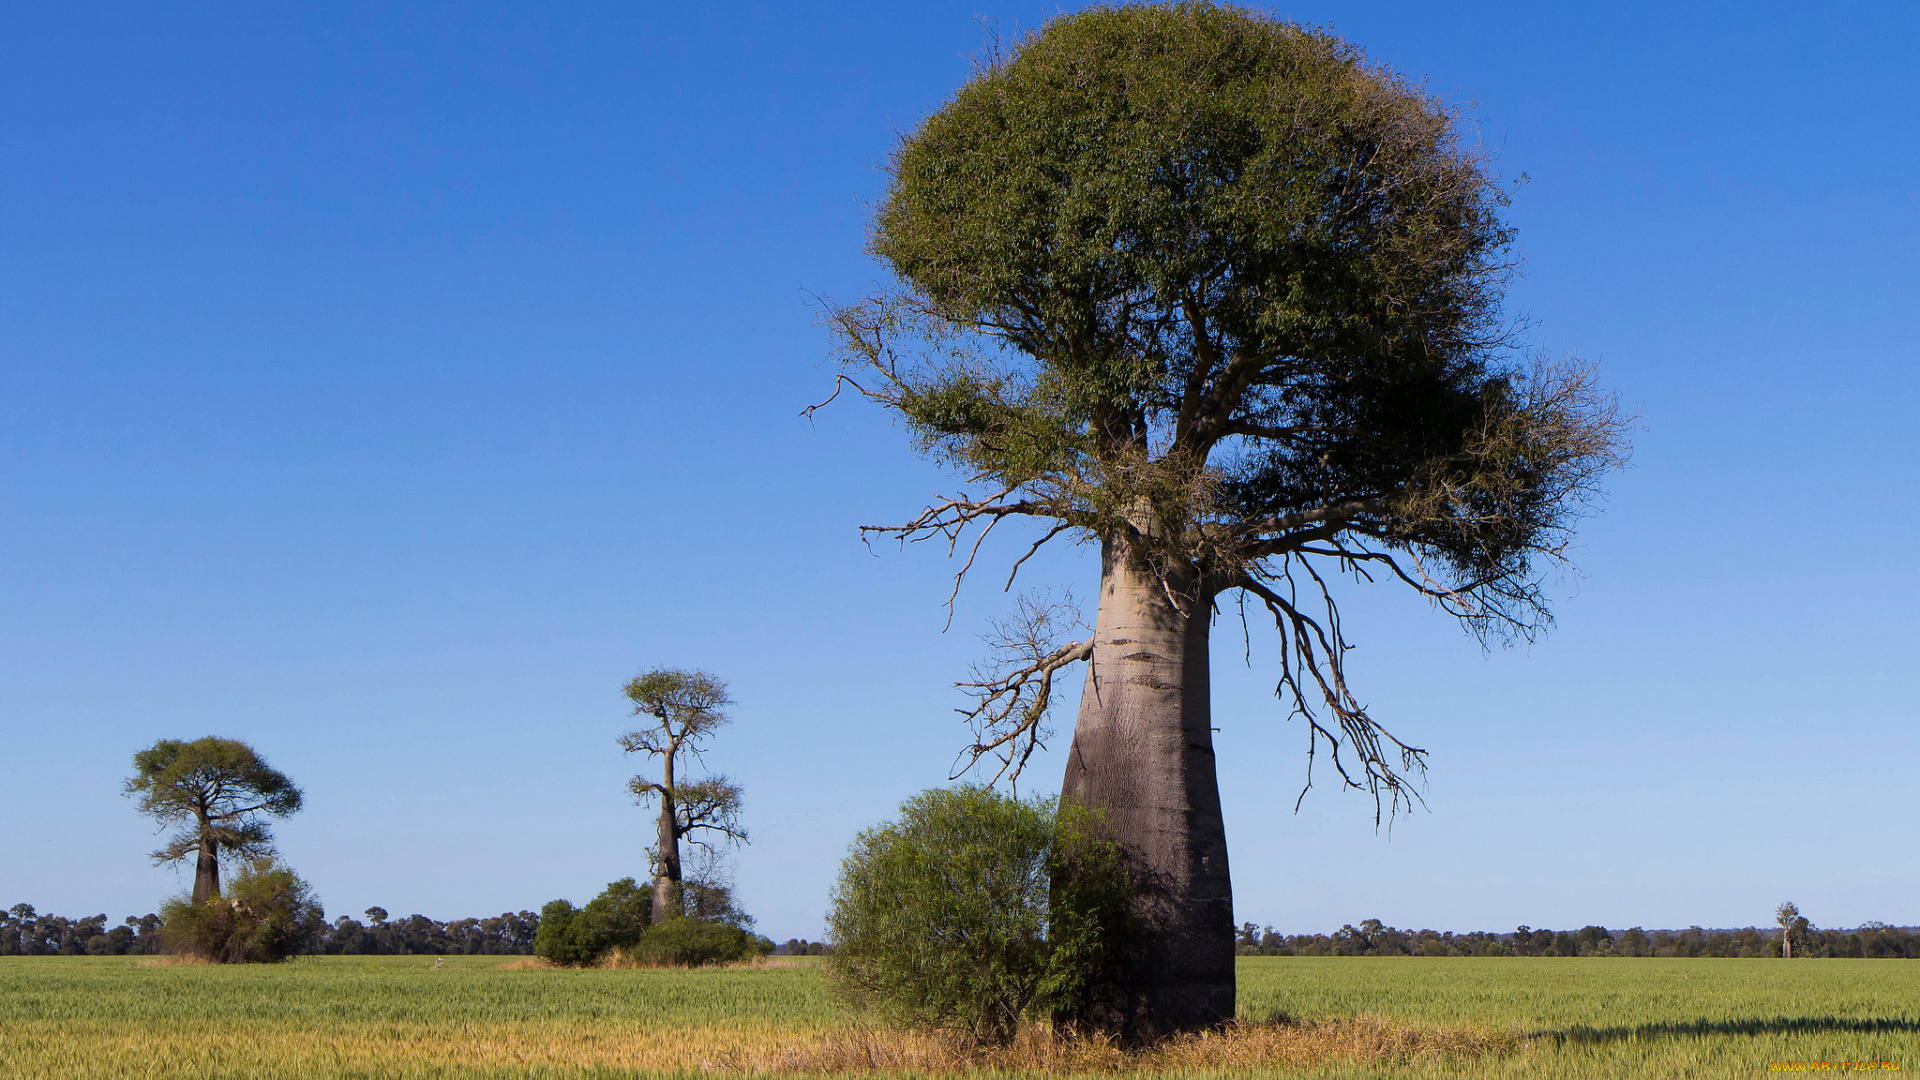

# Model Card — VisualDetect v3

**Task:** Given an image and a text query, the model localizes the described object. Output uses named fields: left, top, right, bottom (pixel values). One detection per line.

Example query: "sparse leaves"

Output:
left=630, top=775, right=749, bottom=852
left=620, top=668, right=732, bottom=758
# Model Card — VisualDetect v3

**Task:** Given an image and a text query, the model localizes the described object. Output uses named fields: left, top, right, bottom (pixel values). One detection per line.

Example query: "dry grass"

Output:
left=586, top=949, right=806, bottom=971
left=0, top=1003, right=1511, bottom=1078
left=731, top=1015, right=1518, bottom=1075
left=724, top=955, right=816, bottom=970
left=494, top=956, right=553, bottom=970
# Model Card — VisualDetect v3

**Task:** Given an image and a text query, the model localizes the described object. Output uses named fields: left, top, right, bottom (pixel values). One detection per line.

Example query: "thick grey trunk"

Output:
left=652, top=769, right=681, bottom=925
left=1059, top=536, right=1234, bottom=1040
left=192, top=834, right=220, bottom=904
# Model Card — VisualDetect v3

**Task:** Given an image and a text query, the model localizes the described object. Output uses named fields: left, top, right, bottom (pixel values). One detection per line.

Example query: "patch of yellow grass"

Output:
left=585, top=949, right=803, bottom=971
left=493, top=956, right=553, bottom=970
left=0, top=1014, right=1511, bottom=1079
left=129, top=955, right=209, bottom=967
left=734, top=1015, right=1518, bottom=1076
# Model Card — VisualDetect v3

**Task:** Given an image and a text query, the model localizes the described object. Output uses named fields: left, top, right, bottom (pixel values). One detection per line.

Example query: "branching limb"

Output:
left=952, top=592, right=1092, bottom=785
left=674, top=776, right=749, bottom=852
left=1003, top=522, right=1073, bottom=591
left=1232, top=564, right=1428, bottom=824
left=1179, top=348, right=1268, bottom=454
left=799, top=373, right=874, bottom=422
left=1241, top=498, right=1391, bottom=544
left=860, top=488, right=1054, bottom=626
left=1172, top=296, right=1221, bottom=444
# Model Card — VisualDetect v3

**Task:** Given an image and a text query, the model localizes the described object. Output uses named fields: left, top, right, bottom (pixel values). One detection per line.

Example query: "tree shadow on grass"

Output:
left=1536, top=1016, right=1920, bottom=1046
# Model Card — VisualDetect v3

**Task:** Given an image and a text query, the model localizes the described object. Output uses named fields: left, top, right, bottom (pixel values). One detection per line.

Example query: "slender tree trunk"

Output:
left=192, top=833, right=220, bottom=904
left=1058, top=535, right=1234, bottom=1042
left=652, top=755, right=681, bottom=925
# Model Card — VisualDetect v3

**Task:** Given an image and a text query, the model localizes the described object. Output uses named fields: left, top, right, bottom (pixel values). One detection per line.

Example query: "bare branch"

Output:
left=1003, top=522, right=1073, bottom=591
left=950, top=591, right=1092, bottom=785
left=798, top=373, right=874, bottom=422
left=1232, top=564, right=1428, bottom=824
left=858, top=489, right=1057, bottom=627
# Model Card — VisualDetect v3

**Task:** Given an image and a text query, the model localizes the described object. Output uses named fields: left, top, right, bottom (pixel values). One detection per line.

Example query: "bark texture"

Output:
left=1059, top=537, right=1233, bottom=1041
left=651, top=765, right=681, bottom=925
left=192, top=834, right=220, bottom=904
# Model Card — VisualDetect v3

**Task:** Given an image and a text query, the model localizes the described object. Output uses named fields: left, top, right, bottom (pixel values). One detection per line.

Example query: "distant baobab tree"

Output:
left=620, top=668, right=749, bottom=925
left=124, top=737, right=303, bottom=904
left=1776, top=901, right=1802, bottom=958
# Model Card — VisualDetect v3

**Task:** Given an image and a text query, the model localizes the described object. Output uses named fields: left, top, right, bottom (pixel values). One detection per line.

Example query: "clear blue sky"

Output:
left=3, top=2, right=1915, bottom=940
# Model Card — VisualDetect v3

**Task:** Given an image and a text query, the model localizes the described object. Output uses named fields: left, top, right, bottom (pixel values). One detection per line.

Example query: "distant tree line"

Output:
left=1, top=903, right=539, bottom=957
left=1235, top=918, right=1920, bottom=959
left=315, top=907, right=540, bottom=955
left=1, top=906, right=165, bottom=956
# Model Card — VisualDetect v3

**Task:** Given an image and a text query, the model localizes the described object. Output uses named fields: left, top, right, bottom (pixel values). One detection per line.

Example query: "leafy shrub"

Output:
left=160, top=858, right=324, bottom=963
left=826, top=785, right=1127, bottom=1044
left=578, top=877, right=652, bottom=953
left=533, top=878, right=653, bottom=966
left=628, top=916, right=764, bottom=966
left=532, top=900, right=591, bottom=966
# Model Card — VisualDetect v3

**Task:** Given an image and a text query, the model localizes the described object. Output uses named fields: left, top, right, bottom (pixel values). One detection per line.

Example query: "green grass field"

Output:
left=1, top=954, right=1912, bottom=1078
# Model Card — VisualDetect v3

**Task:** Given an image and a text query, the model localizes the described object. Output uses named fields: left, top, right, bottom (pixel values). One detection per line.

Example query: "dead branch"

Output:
left=951, top=592, right=1093, bottom=785
left=1234, top=565, right=1428, bottom=824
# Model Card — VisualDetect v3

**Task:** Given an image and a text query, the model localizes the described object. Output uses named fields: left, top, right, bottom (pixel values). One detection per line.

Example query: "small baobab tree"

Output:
left=1776, top=901, right=1803, bottom=958
left=620, top=668, right=749, bottom=925
left=124, top=736, right=304, bottom=904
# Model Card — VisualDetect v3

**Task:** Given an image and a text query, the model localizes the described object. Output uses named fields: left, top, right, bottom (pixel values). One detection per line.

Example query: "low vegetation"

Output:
left=826, top=786, right=1128, bottom=1043
left=534, top=877, right=771, bottom=968
left=157, top=858, right=324, bottom=963
left=3, top=954, right=1916, bottom=1078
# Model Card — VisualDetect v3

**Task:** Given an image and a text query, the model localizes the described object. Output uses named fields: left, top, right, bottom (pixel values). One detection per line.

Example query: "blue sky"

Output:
left=2, top=1, right=1915, bottom=940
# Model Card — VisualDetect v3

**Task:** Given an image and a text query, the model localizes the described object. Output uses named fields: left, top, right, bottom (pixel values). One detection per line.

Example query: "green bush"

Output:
left=825, top=785, right=1127, bottom=1044
left=629, top=916, right=762, bottom=966
left=160, top=858, right=324, bottom=963
left=533, top=877, right=653, bottom=966
left=532, top=900, right=590, bottom=965
left=578, top=877, right=652, bottom=953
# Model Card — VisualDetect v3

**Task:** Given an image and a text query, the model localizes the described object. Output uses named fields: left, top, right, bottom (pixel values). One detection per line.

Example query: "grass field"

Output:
left=1, top=954, right=1913, bottom=1078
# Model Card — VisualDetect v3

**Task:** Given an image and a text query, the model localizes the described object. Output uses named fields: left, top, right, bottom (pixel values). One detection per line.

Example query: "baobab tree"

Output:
left=620, top=668, right=749, bottom=925
left=124, top=736, right=304, bottom=904
left=1777, top=901, right=1802, bottom=958
left=814, top=3, right=1628, bottom=1039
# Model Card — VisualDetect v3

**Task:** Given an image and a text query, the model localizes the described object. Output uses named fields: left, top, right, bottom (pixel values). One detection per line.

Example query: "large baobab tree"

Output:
left=620, top=668, right=749, bottom=925
left=814, top=3, right=1628, bottom=1040
left=124, top=736, right=304, bottom=904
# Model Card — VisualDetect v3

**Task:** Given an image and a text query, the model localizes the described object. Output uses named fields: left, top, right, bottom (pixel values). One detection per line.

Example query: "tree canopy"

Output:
left=125, top=736, right=304, bottom=903
left=822, top=1, right=1626, bottom=809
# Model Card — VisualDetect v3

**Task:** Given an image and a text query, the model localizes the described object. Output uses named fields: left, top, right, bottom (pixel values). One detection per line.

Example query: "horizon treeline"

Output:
left=1237, top=918, right=1920, bottom=959
left=1, top=904, right=538, bottom=957
left=12, top=904, right=1920, bottom=960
